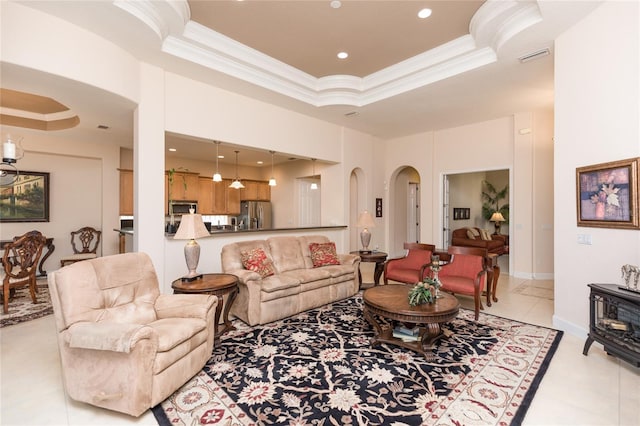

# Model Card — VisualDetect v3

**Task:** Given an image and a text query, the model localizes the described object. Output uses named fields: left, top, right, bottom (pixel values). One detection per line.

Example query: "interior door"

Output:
left=407, top=183, right=419, bottom=243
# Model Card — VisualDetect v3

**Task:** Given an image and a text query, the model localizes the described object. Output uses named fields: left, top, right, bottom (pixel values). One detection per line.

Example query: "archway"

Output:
left=388, top=166, right=421, bottom=257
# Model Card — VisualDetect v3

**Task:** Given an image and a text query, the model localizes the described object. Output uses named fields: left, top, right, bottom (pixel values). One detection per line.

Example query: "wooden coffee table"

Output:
left=172, top=273, right=239, bottom=347
left=362, top=284, right=460, bottom=359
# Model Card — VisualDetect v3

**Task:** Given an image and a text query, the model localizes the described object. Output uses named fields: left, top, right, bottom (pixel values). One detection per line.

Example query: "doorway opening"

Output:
left=388, top=166, right=421, bottom=257
left=443, top=168, right=510, bottom=274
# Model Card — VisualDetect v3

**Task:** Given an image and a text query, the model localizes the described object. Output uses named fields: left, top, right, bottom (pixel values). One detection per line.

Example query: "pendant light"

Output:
left=229, top=150, right=245, bottom=189
left=310, top=158, right=318, bottom=190
left=268, top=150, right=277, bottom=186
left=212, top=141, right=222, bottom=182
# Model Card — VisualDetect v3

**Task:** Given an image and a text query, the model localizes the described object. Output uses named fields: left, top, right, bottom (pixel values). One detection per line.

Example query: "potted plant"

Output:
left=481, top=180, right=509, bottom=224
left=408, top=277, right=440, bottom=306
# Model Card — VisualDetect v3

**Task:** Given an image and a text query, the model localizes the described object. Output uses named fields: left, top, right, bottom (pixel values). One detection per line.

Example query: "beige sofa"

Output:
left=48, top=252, right=217, bottom=417
left=221, top=235, right=360, bottom=326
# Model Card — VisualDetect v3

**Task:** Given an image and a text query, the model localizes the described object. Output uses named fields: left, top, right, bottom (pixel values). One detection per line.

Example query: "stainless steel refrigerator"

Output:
left=239, top=201, right=272, bottom=229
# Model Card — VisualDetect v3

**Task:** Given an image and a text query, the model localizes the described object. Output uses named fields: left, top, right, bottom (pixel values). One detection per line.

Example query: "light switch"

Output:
left=577, top=234, right=592, bottom=245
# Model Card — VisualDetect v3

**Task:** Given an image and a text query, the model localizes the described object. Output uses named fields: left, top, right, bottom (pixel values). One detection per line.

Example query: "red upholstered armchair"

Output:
left=438, top=246, right=489, bottom=320
left=383, top=243, right=435, bottom=285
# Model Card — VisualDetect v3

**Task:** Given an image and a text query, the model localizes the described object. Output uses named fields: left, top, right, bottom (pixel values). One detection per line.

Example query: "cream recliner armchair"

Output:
left=48, top=252, right=217, bottom=417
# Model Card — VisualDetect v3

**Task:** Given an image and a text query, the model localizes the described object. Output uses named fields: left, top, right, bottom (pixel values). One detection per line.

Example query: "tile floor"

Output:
left=1, top=265, right=638, bottom=425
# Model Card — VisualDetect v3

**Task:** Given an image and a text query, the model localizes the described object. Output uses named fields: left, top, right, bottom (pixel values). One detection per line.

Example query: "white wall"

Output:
left=0, top=129, right=120, bottom=269
left=554, top=1, right=640, bottom=336
left=384, top=113, right=554, bottom=279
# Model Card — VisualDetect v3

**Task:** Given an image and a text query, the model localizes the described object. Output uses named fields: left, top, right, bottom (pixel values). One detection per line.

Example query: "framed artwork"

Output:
left=375, top=198, right=382, bottom=218
left=453, top=208, right=470, bottom=220
left=0, top=171, right=50, bottom=222
left=576, top=158, right=639, bottom=229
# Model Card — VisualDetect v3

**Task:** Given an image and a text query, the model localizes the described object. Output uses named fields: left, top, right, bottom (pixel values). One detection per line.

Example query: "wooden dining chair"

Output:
left=59, top=226, right=101, bottom=267
left=1, top=231, right=47, bottom=313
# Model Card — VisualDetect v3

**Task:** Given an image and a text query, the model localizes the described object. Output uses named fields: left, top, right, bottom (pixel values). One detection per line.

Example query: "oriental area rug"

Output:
left=152, top=295, right=562, bottom=426
left=0, top=278, right=52, bottom=327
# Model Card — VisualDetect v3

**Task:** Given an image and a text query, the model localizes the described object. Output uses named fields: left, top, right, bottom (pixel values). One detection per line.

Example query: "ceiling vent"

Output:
left=518, top=48, right=550, bottom=63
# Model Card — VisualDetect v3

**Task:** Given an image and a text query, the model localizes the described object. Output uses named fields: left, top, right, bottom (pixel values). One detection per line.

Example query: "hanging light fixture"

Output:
left=229, top=150, right=245, bottom=189
left=310, top=158, right=318, bottom=190
left=212, top=141, right=222, bottom=182
left=1, top=134, right=23, bottom=187
left=268, top=150, right=277, bottom=186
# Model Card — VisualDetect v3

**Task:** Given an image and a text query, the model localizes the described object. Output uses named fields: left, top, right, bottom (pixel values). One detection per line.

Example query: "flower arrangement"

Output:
left=590, top=183, right=620, bottom=219
left=408, top=277, right=440, bottom=306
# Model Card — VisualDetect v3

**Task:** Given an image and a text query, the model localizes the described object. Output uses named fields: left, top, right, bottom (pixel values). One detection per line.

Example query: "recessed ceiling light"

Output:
left=257, top=161, right=263, bottom=165
left=337, top=51, right=349, bottom=59
left=330, top=1, right=341, bottom=9
left=169, top=148, right=176, bottom=152
left=418, top=8, right=432, bottom=19
left=218, top=155, right=224, bottom=159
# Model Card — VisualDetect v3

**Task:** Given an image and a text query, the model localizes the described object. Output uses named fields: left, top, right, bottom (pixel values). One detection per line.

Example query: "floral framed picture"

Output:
left=576, top=158, right=639, bottom=229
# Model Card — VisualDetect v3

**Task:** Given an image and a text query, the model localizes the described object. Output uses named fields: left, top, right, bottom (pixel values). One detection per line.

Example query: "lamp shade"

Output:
left=489, top=212, right=505, bottom=222
left=174, top=213, right=210, bottom=240
left=356, top=211, right=376, bottom=228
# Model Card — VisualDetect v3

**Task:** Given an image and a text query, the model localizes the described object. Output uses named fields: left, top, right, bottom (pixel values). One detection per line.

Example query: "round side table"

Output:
left=172, top=273, right=239, bottom=347
left=350, top=251, right=388, bottom=288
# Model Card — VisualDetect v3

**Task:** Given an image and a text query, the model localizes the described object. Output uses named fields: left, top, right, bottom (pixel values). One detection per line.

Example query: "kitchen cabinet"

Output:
left=119, top=169, right=133, bottom=216
left=213, top=179, right=241, bottom=215
left=166, top=170, right=199, bottom=202
left=240, top=180, right=271, bottom=201
left=198, top=177, right=214, bottom=214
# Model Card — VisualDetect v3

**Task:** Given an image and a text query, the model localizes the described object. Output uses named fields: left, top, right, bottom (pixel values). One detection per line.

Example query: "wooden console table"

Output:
left=172, top=273, right=239, bottom=347
left=351, top=251, right=387, bottom=288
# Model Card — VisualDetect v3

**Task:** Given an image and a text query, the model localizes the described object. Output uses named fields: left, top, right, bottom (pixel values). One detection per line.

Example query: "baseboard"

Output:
left=513, top=271, right=534, bottom=279
left=553, top=314, right=588, bottom=339
left=533, top=272, right=554, bottom=280
left=512, top=272, right=554, bottom=280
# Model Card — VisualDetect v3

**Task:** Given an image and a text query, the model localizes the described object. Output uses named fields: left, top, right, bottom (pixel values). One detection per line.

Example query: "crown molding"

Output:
left=120, top=0, right=542, bottom=107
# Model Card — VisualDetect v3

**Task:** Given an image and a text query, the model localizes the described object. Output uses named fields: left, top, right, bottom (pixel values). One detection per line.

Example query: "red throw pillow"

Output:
left=309, top=242, right=340, bottom=268
left=240, top=248, right=275, bottom=278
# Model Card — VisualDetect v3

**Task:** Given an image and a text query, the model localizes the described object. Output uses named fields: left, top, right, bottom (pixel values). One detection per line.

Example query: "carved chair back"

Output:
left=2, top=231, right=47, bottom=313
left=70, top=227, right=101, bottom=254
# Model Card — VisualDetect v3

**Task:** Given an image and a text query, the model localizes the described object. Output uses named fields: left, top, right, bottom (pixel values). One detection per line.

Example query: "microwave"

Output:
left=169, top=201, right=197, bottom=216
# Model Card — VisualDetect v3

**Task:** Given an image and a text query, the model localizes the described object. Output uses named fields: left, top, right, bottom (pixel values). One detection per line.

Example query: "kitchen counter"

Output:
left=165, top=225, right=347, bottom=237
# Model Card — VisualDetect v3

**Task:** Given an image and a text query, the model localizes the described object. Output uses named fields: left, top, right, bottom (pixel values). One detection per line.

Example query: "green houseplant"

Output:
left=481, top=180, right=509, bottom=223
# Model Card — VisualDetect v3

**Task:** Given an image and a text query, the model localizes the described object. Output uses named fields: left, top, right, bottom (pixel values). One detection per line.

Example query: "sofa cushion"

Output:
left=309, top=242, right=340, bottom=267
left=298, top=235, right=331, bottom=269
left=466, top=229, right=476, bottom=240
left=269, top=236, right=307, bottom=272
left=480, top=229, right=492, bottom=241
left=241, top=248, right=276, bottom=278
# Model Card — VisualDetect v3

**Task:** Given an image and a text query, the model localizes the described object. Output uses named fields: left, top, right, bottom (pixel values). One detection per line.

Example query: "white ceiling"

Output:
left=1, top=0, right=602, bottom=165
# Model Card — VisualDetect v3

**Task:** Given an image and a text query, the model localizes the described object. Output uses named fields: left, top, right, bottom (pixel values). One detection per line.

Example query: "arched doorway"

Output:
left=388, top=166, right=421, bottom=257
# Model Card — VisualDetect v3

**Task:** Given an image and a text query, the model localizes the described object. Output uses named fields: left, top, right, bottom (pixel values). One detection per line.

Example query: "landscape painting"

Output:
left=0, top=171, right=50, bottom=222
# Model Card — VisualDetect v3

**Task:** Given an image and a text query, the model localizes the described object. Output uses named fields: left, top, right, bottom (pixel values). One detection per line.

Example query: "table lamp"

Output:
left=174, top=210, right=210, bottom=282
left=356, top=210, right=376, bottom=252
left=489, top=212, right=506, bottom=235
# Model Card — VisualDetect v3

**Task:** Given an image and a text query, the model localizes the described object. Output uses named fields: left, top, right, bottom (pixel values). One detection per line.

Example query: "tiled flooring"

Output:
left=1, top=265, right=638, bottom=425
